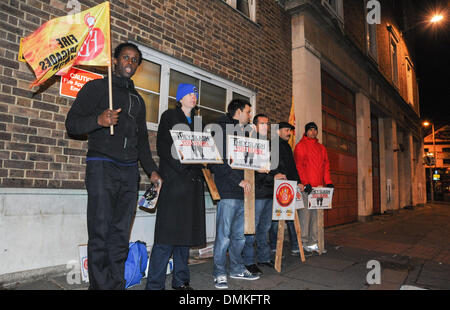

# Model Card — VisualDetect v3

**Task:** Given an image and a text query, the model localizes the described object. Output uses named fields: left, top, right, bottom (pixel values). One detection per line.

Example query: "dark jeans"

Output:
left=213, top=199, right=246, bottom=278
left=85, top=160, right=139, bottom=290
left=269, top=220, right=299, bottom=252
left=145, top=244, right=190, bottom=290
left=242, top=199, right=272, bottom=265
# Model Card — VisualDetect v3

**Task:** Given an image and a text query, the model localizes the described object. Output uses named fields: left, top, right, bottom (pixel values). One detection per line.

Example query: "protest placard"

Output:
left=170, top=130, right=222, bottom=164
left=78, top=244, right=89, bottom=282
left=60, top=67, right=103, bottom=99
left=272, top=180, right=306, bottom=271
left=272, top=180, right=297, bottom=220
left=226, top=135, right=270, bottom=171
left=307, top=187, right=334, bottom=209
left=295, top=185, right=305, bottom=209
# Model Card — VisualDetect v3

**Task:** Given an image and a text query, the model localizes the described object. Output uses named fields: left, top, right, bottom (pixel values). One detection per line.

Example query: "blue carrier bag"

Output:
left=124, top=241, right=148, bottom=288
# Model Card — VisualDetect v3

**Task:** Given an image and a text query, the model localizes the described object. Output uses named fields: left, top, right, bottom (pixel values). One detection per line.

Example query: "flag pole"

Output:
left=106, top=1, right=114, bottom=135
left=108, top=64, right=113, bottom=135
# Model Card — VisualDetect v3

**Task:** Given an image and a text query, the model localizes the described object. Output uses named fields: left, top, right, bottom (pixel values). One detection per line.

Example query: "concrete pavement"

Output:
left=2, top=202, right=449, bottom=290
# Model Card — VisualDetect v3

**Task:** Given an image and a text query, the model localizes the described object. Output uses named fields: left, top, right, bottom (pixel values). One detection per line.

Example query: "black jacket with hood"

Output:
left=65, top=74, right=157, bottom=175
left=210, top=113, right=249, bottom=200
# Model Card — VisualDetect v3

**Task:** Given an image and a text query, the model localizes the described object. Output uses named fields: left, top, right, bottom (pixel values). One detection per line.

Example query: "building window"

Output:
left=387, top=26, right=399, bottom=87
left=132, top=43, right=256, bottom=130
left=442, top=148, right=450, bottom=153
left=390, top=38, right=398, bottom=86
left=321, top=0, right=344, bottom=22
left=405, top=57, right=414, bottom=106
left=365, top=1, right=378, bottom=61
left=222, top=0, right=256, bottom=21
left=133, top=60, right=161, bottom=124
left=444, top=159, right=450, bottom=165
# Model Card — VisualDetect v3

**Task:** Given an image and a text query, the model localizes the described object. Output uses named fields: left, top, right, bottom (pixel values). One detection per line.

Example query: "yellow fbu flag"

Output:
left=22, top=1, right=110, bottom=87
left=288, top=99, right=296, bottom=151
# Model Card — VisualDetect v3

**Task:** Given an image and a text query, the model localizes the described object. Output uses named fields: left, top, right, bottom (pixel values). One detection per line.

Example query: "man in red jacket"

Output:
left=294, top=122, right=333, bottom=254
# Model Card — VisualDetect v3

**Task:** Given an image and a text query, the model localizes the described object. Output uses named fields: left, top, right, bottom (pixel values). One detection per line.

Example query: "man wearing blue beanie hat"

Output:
left=146, top=82, right=205, bottom=290
left=176, top=83, right=199, bottom=103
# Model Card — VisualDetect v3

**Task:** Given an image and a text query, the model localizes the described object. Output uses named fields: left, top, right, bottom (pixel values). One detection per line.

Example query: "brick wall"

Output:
left=0, top=0, right=292, bottom=189
left=343, top=0, right=366, bottom=53
left=376, top=0, right=420, bottom=113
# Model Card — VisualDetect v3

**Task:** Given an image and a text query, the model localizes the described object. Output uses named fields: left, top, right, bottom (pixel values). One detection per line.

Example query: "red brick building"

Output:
left=0, top=0, right=426, bottom=280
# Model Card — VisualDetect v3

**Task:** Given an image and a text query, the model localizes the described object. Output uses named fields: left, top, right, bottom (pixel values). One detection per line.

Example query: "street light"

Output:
left=430, top=14, right=444, bottom=23
left=402, top=13, right=445, bottom=35
left=423, top=121, right=436, bottom=202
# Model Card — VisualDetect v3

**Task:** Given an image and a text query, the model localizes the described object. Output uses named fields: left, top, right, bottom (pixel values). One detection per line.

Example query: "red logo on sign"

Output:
left=276, top=183, right=294, bottom=207
left=76, top=13, right=105, bottom=62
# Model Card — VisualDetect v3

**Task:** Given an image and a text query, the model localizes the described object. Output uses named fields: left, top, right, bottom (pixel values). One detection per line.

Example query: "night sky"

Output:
left=411, top=0, right=450, bottom=131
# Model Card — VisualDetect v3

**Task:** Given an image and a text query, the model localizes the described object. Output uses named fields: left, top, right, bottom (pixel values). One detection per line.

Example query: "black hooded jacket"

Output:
left=65, top=74, right=157, bottom=175
left=210, top=113, right=249, bottom=199
left=277, top=137, right=301, bottom=183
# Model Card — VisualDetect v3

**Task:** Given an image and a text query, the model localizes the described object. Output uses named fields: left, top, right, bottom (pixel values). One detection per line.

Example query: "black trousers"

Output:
left=85, top=160, right=139, bottom=290
left=145, top=244, right=190, bottom=290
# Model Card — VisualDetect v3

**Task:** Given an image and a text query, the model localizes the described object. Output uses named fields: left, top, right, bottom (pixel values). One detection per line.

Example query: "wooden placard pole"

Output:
left=244, top=169, right=255, bottom=235
left=107, top=63, right=114, bottom=135
left=106, top=2, right=114, bottom=136
left=294, top=210, right=305, bottom=262
left=317, top=209, right=324, bottom=255
left=275, top=211, right=306, bottom=273
left=274, top=219, right=285, bottom=273
left=202, top=167, right=220, bottom=201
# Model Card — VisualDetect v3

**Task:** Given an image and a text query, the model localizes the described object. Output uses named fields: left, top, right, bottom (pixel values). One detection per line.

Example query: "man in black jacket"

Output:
left=66, top=42, right=161, bottom=289
left=268, top=122, right=303, bottom=256
left=211, top=99, right=260, bottom=289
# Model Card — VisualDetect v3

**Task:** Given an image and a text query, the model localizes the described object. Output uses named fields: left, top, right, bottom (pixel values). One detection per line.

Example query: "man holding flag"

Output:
left=65, top=42, right=162, bottom=289
left=22, top=1, right=162, bottom=289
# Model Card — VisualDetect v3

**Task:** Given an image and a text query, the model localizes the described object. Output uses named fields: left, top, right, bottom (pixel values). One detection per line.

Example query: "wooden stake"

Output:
left=202, top=168, right=220, bottom=201
left=106, top=1, right=114, bottom=136
left=274, top=219, right=285, bottom=273
left=107, top=63, right=114, bottom=135
left=294, top=210, right=305, bottom=262
left=244, top=169, right=255, bottom=234
left=317, top=209, right=324, bottom=255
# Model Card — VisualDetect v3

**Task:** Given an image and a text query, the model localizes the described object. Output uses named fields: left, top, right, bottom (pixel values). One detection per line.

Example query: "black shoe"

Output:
left=245, top=264, right=263, bottom=276
left=172, top=283, right=194, bottom=290
left=258, top=260, right=274, bottom=268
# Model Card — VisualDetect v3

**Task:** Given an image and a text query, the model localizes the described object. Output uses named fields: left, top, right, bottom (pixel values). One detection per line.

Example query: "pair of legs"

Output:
left=269, top=220, right=299, bottom=252
left=242, top=199, right=272, bottom=265
left=213, top=199, right=247, bottom=278
left=86, top=160, right=139, bottom=290
left=145, top=244, right=190, bottom=290
left=298, top=191, right=318, bottom=247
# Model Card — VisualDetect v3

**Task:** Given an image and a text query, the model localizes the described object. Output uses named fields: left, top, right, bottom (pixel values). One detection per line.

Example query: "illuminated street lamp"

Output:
left=423, top=121, right=436, bottom=202
left=402, top=13, right=445, bottom=35
left=430, top=14, right=444, bottom=23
